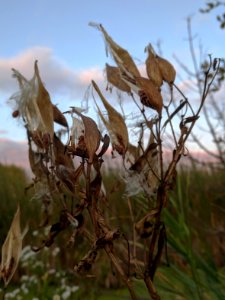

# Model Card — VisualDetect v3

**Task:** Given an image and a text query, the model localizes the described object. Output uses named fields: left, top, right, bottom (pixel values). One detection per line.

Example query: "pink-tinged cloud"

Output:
left=0, top=47, right=104, bottom=100
left=0, top=138, right=30, bottom=174
left=0, top=129, right=8, bottom=135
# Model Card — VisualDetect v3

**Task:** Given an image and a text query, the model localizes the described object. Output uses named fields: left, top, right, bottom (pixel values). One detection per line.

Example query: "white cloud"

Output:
left=0, top=47, right=104, bottom=100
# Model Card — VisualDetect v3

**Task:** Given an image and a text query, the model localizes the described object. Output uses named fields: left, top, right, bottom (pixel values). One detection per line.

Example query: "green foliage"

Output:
left=1, top=163, right=225, bottom=299
left=0, top=164, right=29, bottom=245
left=155, top=167, right=225, bottom=299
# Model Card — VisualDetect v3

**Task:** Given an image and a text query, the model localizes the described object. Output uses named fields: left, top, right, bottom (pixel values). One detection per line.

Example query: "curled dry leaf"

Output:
left=72, top=110, right=101, bottom=163
left=145, top=45, right=163, bottom=87
left=0, top=206, right=24, bottom=286
left=135, top=207, right=159, bottom=238
left=105, top=64, right=131, bottom=93
left=90, top=23, right=140, bottom=78
left=97, top=134, right=110, bottom=157
left=74, top=248, right=98, bottom=275
left=95, top=229, right=120, bottom=247
left=92, top=80, right=129, bottom=155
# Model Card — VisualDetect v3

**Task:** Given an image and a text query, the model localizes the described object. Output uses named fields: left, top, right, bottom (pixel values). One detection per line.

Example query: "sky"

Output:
left=0, top=0, right=224, bottom=167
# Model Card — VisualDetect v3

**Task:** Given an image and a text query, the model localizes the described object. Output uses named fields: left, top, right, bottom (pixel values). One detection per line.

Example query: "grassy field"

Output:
left=0, top=163, right=225, bottom=299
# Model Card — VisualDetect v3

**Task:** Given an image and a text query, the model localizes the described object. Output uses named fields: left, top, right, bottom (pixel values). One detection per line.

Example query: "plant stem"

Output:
left=144, top=276, right=161, bottom=300
left=104, top=244, right=138, bottom=300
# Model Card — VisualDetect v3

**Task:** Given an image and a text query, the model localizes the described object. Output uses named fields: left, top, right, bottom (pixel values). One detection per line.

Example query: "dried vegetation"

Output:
left=0, top=23, right=222, bottom=299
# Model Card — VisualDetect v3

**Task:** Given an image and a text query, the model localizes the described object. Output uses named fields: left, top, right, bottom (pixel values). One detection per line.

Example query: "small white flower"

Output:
left=62, top=289, right=71, bottom=300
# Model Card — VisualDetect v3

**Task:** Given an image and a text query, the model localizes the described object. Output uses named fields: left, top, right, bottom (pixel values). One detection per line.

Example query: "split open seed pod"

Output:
left=34, top=61, right=54, bottom=137
left=89, top=22, right=140, bottom=79
left=10, top=61, right=54, bottom=146
left=0, top=206, right=24, bottom=286
left=73, top=109, right=101, bottom=163
left=105, top=64, right=131, bottom=93
left=92, top=80, right=129, bottom=155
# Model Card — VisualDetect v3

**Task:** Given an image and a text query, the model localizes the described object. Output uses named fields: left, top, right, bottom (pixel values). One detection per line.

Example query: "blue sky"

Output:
left=0, top=0, right=224, bottom=147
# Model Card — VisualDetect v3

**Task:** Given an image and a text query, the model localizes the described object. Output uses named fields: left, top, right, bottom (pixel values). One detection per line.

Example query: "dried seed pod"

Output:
left=135, top=77, right=163, bottom=114
left=156, top=56, right=176, bottom=84
left=145, top=45, right=163, bottom=87
left=0, top=206, right=23, bottom=286
left=34, top=61, right=54, bottom=137
left=89, top=23, right=140, bottom=78
left=105, top=64, right=131, bottom=92
left=52, top=104, right=68, bottom=128
left=73, top=110, right=101, bottom=163
left=92, top=80, right=129, bottom=155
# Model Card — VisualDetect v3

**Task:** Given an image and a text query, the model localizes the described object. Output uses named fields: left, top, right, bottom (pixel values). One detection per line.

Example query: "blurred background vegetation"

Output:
left=0, top=162, right=225, bottom=300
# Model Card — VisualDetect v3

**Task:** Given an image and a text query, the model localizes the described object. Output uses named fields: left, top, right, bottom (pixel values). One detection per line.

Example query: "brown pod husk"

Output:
left=52, top=105, right=68, bottom=128
left=156, top=56, right=176, bottom=84
left=135, top=77, right=163, bottom=114
left=0, top=206, right=23, bottom=287
left=34, top=61, right=54, bottom=137
left=145, top=46, right=163, bottom=87
left=73, top=110, right=101, bottom=163
left=89, top=23, right=140, bottom=78
left=53, top=134, right=74, bottom=168
left=92, top=80, right=129, bottom=155
left=106, top=64, right=131, bottom=93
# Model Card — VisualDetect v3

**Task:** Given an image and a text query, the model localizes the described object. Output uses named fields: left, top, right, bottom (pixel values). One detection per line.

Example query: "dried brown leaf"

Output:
left=74, top=248, right=98, bottom=275
left=184, top=115, right=199, bottom=124
left=97, top=134, right=110, bottom=157
left=135, top=208, right=159, bottom=238
left=92, top=80, right=129, bottom=155
left=0, top=206, right=23, bottom=286
left=105, top=64, right=131, bottom=92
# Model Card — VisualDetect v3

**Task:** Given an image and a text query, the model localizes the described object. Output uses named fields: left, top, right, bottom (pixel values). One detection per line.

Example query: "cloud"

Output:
left=0, top=47, right=104, bottom=100
left=0, top=138, right=30, bottom=173
left=0, top=129, right=8, bottom=135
